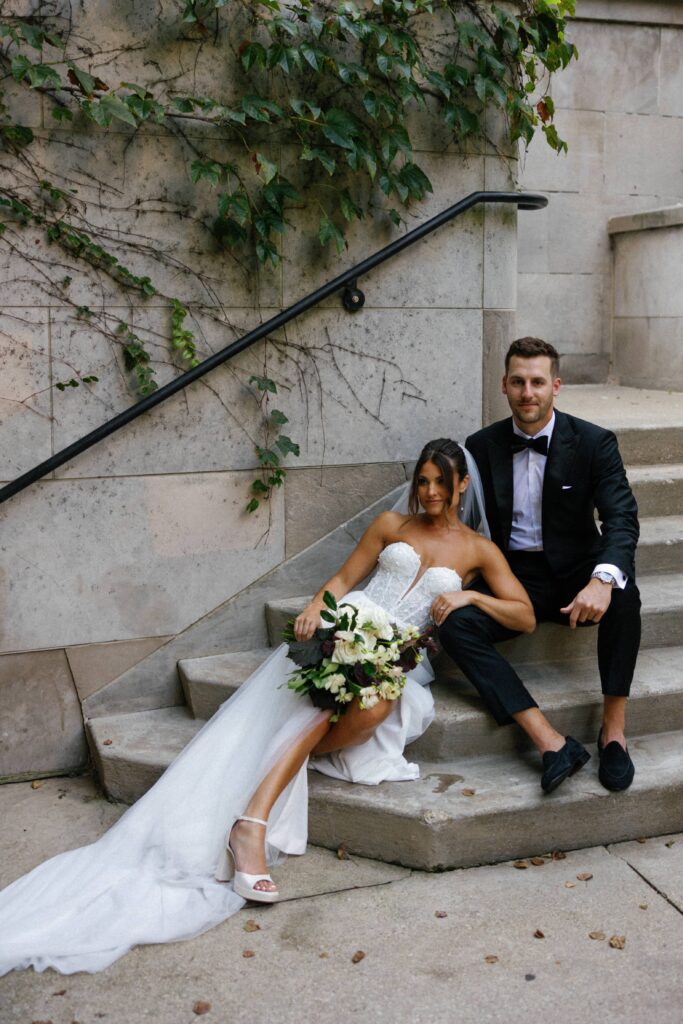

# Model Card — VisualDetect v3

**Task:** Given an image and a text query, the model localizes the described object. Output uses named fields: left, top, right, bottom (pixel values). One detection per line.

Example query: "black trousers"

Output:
left=439, top=551, right=642, bottom=726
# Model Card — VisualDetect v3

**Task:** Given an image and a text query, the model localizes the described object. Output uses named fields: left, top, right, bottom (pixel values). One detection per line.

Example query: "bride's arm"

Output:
left=431, top=538, right=535, bottom=633
left=293, top=512, right=400, bottom=640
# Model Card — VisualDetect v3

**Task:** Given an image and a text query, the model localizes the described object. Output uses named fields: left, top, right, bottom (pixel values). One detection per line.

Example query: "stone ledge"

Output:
left=608, top=205, right=683, bottom=234
left=576, top=2, right=683, bottom=27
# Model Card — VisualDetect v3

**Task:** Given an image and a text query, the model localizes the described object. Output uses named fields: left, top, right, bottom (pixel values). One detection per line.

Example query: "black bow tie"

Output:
left=510, top=435, right=549, bottom=457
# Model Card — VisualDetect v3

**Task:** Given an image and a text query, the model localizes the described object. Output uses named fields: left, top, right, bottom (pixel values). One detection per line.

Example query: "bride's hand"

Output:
left=430, top=590, right=472, bottom=626
left=293, top=604, right=322, bottom=641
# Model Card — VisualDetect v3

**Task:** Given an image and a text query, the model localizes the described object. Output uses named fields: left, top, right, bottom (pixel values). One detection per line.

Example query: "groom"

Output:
left=440, top=337, right=640, bottom=794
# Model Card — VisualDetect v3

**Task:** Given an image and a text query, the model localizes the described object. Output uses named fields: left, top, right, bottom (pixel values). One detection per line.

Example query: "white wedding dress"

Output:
left=0, top=542, right=462, bottom=976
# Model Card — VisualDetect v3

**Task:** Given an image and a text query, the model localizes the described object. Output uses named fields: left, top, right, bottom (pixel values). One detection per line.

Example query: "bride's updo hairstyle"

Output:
left=408, top=438, right=469, bottom=515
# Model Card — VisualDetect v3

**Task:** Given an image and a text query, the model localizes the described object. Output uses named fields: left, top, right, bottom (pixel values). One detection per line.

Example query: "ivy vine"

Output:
left=0, top=0, right=577, bottom=510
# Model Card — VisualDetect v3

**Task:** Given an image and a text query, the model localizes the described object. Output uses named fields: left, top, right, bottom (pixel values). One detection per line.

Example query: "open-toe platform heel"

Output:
left=215, top=815, right=279, bottom=904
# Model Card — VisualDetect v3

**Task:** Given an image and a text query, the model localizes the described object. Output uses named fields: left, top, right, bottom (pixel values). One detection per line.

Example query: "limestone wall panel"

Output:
left=552, top=22, right=660, bottom=115
left=0, top=472, right=284, bottom=653
left=281, top=152, right=486, bottom=310
left=0, top=308, right=52, bottom=479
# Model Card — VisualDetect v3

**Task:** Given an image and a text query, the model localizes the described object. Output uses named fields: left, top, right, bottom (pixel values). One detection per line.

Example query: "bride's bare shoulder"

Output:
left=372, top=510, right=412, bottom=534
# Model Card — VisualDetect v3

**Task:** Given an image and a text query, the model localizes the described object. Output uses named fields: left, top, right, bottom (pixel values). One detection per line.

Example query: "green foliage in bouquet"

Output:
left=283, top=590, right=435, bottom=720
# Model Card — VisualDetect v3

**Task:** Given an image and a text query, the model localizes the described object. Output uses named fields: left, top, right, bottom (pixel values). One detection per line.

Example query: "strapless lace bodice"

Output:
left=360, top=541, right=462, bottom=632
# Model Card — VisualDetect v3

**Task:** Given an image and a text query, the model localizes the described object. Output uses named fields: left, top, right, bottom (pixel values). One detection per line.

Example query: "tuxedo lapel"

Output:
left=543, top=410, right=580, bottom=515
left=488, top=424, right=514, bottom=547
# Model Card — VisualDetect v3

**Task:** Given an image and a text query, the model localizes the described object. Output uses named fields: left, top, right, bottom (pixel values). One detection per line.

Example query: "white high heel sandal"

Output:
left=215, top=815, right=279, bottom=904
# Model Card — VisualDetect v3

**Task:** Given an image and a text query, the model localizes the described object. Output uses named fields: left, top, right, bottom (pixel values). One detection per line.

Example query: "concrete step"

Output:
left=308, top=728, right=683, bottom=869
left=637, top=515, right=683, bottom=573
left=86, top=706, right=201, bottom=803
left=414, top=645, right=683, bottom=760
left=558, top=386, right=683, bottom=465
left=265, top=571, right=683, bottom=659
left=178, top=649, right=272, bottom=720
left=628, top=464, right=683, bottom=517
left=87, top=709, right=683, bottom=869
left=177, top=642, right=683, bottom=762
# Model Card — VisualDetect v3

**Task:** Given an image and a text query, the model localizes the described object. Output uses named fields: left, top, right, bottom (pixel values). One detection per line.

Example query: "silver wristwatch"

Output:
left=591, top=570, right=617, bottom=587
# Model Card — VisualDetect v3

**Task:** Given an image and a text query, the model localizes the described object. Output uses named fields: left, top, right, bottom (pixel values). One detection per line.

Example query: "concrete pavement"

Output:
left=1, top=774, right=682, bottom=1024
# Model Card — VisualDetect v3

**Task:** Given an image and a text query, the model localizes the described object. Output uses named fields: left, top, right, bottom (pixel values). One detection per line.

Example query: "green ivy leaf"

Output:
left=241, top=41, right=267, bottom=71
left=51, top=106, right=74, bottom=122
left=1, top=124, right=34, bottom=147
left=250, top=375, right=278, bottom=393
left=380, top=124, right=412, bottom=164
left=10, top=54, right=32, bottom=82
left=100, top=94, right=138, bottom=127
left=255, top=152, right=278, bottom=184
left=318, top=213, right=345, bottom=254
left=246, top=498, right=260, bottom=513
left=270, top=408, right=288, bottom=425
left=301, top=147, right=336, bottom=175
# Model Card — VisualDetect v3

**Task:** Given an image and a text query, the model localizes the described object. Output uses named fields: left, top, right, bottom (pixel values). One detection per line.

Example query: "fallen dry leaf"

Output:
left=52, top=990, right=67, bottom=996
left=609, top=935, right=626, bottom=950
left=665, top=840, right=676, bottom=848
left=336, top=845, right=349, bottom=860
left=636, top=837, right=648, bottom=844
left=576, top=872, right=593, bottom=881
left=533, top=929, right=545, bottom=939
left=30, top=780, right=43, bottom=790
left=639, top=903, right=648, bottom=910
left=31, top=1020, right=54, bottom=1024
left=462, top=788, right=476, bottom=797
left=530, top=857, right=545, bottom=866
left=319, top=952, right=329, bottom=959
left=242, top=950, right=256, bottom=959
left=102, top=739, right=113, bottom=746
left=351, top=950, right=365, bottom=964
left=243, top=920, right=260, bottom=933
left=513, top=860, right=529, bottom=869
left=434, top=910, right=448, bottom=919
left=484, top=955, right=499, bottom=964
left=589, top=931, right=606, bottom=941
left=564, top=881, right=576, bottom=888
left=525, top=973, right=536, bottom=981
left=550, top=850, right=567, bottom=861
left=192, top=1001, right=211, bottom=1016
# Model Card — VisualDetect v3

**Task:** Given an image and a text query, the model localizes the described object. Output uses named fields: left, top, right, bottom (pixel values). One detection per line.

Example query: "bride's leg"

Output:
left=311, top=697, right=394, bottom=755
left=229, top=712, right=333, bottom=891
left=230, top=700, right=394, bottom=890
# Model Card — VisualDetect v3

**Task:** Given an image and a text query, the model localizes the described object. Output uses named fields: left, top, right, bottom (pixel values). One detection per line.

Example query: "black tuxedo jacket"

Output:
left=466, top=410, right=639, bottom=581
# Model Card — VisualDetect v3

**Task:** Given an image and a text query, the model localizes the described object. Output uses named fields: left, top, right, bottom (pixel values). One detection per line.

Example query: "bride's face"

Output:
left=416, top=459, right=468, bottom=518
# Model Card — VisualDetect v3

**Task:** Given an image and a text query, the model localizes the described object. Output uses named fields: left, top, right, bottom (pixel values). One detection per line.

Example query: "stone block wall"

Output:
left=608, top=206, right=683, bottom=388
left=0, top=3, right=519, bottom=776
left=516, top=0, right=683, bottom=383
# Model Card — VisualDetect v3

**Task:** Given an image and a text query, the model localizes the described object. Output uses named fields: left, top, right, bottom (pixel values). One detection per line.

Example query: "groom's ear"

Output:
left=552, top=376, right=562, bottom=397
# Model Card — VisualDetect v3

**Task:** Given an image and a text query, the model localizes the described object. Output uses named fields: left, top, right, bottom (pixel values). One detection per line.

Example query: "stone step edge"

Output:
left=176, top=645, right=683, bottom=725
left=307, top=729, right=683, bottom=870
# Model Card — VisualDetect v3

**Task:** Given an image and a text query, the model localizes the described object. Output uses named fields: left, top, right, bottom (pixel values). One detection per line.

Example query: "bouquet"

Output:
left=283, top=591, right=436, bottom=720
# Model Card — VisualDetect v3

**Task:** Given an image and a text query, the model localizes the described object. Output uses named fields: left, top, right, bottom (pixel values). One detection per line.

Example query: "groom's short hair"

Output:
left=505, top=337, right=560, bottom=378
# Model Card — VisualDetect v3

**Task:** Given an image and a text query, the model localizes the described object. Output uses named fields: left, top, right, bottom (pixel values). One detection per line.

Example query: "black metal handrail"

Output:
left=0, top=190, right=547, bottom=504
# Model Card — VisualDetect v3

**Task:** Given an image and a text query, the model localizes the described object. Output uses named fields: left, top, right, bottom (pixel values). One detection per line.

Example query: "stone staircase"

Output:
left=87, top=386, right=683, bottom=870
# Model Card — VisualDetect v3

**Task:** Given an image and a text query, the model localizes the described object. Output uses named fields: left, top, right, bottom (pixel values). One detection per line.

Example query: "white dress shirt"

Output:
left=509, top=413, right=627, bottom=589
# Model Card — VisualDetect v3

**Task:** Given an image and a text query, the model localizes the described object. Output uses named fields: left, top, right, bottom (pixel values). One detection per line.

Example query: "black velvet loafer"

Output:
left=597, top=729, right=635, bottom=791
left=541, top=736, right=591, bottom=794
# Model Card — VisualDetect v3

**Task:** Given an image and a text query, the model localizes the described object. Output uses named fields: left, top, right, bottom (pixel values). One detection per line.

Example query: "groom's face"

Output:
left=502, top=355, right=561, bottom=433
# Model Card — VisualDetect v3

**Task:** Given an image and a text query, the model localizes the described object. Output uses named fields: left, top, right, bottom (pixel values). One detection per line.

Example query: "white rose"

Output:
left=359, top=686, right=380, bottom=709
left=333, top=639, right=361, bottom=664
left=324, top=672, right=346, bottom=694
left=360, top=606, right=395, bottom=641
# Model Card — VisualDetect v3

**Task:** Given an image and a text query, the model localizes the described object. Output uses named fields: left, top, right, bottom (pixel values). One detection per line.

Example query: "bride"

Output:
left=0, top=438, right=534, bottom=975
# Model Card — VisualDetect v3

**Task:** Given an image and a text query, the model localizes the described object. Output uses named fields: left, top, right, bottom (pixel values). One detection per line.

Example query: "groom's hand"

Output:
left=560, top=578, right=613, bottom=629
